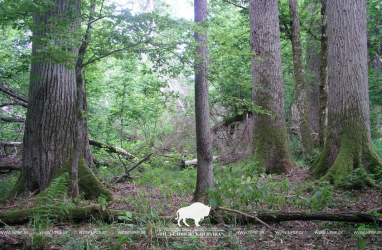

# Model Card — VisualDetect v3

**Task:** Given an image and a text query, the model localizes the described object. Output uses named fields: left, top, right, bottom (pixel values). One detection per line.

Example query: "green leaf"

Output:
left=357, top=239, right=367, bottom=250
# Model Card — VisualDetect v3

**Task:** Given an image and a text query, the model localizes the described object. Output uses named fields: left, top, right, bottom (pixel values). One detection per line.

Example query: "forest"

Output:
left=0, top=0, right=382, bottom=249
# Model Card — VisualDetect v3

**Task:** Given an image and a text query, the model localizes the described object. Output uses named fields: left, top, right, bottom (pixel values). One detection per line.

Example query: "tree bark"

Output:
left=193, top=0, right=214, bottom=203
left=6, top=0, right=113, bottom=201
left=249, top=0, right=294, bottom=173
left=305, top=3, right=321, bottom=141
left=311, top=0, right=382, bottom=185
left=318, top=0, right=328, bottom=148
left=288, top=0, right=314, bottom=159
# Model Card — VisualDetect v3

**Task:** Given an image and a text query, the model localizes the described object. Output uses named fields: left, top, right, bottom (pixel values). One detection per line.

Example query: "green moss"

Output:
left=77, top=157, right=113, bottom=201
left=0, top=206, right=129, bottom=225
left=311, top=144, right=331, bottom=177
left=311, top=120, right=382, bottom=187
left=253, top=123, right=295, bottom=173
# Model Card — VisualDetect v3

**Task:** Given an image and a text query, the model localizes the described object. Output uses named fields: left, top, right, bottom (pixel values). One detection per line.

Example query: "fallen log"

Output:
left=89, top=139, right=135, bottom=159
left=0, top=140, right=135, bottom=159
left=216, top=206, right=272, bottom=229
left=0, top=205, right=380, bottom=226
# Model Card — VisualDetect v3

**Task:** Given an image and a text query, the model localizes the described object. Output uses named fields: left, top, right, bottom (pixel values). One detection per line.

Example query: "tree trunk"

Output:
left=318, top=0, right=328, bottom=148
left=288, top=0, right=314, bottom=159
left=193, top=0, right=214, bottom=203
left=249, top=0, right=294, bottom=173
left=311, top=0, right=382, bottom=185
left=6, top=0, right=112, bottom=201
left=305, top=3, right=321, bottom=141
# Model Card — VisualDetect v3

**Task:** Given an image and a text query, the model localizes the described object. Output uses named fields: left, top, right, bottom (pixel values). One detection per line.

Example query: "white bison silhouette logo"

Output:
left=176, top=202, right=211, bottom=227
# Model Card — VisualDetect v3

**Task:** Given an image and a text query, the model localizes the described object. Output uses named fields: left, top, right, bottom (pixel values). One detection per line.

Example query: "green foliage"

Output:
left=0, top=172, right=19, bottom=198
left=98, top=194, right=108, bottom=211
left=374, top=166, right=382, bottom=185
left=309, top=181, right=333, bottom=211
left=241, top=159, right=265, bottom=180
left=33, top=173, right=74, bottom=228
left=35, top=173, right=69, bottom=206
left=340, top=167, right=374, bottom=190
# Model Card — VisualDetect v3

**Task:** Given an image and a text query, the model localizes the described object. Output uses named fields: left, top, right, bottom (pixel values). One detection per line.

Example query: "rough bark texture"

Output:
left=6, top=0, right=112, bottom=201
left=305, top=3, right=321, bottom=139
left=318, top=0, right=328, bottom=148
left=288, top=0, right=314, bottom=159
left=193, top=0, right=214, bottom=203
left=249, top=0, right=294, bottom=173
left=311, top=0, right=382, bottom=185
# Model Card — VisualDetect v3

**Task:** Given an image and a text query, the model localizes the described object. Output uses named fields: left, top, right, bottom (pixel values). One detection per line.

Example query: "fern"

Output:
left=33, top=173, right=70, bottom=226
left=35, top=173, right=69, bottom=206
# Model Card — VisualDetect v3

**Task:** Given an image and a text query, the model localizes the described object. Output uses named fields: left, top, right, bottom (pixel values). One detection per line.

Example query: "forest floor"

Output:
left=0, top=162, right=382, bottom=249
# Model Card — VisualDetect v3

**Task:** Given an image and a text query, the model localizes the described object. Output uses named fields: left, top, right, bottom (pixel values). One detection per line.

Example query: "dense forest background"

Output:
left=0, top=0, right=382, bottom=249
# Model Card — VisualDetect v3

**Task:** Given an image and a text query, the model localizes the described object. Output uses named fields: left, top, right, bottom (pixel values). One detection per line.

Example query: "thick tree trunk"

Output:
left=249, top=0, right=294, bottom=173
left=6, top=0, right=112, bottom=201
left=288, top=0, right=314, bottom=159
left=318, top=0, right=328, bottom=148
left=193, top=0, right=214, bottom=203
left=305, top=4, right=321, bottom=141
left=311, top=0, right=382, bottom=185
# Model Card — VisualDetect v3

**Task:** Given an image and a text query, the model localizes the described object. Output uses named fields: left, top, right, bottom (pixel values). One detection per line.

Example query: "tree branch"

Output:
left=0, top=116, right=25, bottom=123
left=222, top=0, right=248, bottom=10
left=82, top=40, right=145, bottom=68
left=0, top=84, right=28, bottom=103
left=114, top=153, right=152, bottom=183
left=89, top=139, right=135, bottom=159
left=0, top=102, right=27, bottom=108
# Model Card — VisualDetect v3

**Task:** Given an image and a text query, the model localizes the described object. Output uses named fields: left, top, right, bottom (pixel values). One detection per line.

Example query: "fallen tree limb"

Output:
left=0, top=142, right=22, bottom=147
left=0, top=166, right=21, bottom=172
left=0, top=205, right=380, bottom=226
left=181, top=156, right=220, bottom=168
left=0, top=116, right=25, bottom=123
left=114, top=153, right=152, bottom=183
left=0, top=102, right=27, bottom=108
left=0, top=84, right=28, bottom=104
left=89, top=139, right=135, bottom=159
left=181, top=152, right=247, bottom=167
left=216, top=206, right=272, bottom=229
left=1, top=140, right=135, bottom=159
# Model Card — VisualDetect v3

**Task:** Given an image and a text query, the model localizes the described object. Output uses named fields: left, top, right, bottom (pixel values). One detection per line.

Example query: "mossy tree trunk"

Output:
left=249, top=0, right=294, bottom=173
left=311, top=0, right=382, bottom=185
left=288, top=0, right=314, bottom=159
left=305, top=2, right=321, bottom=143
left=318, top=0, right=328, bottom=148
left=6, top=0, right=112, bottom=201
left=193, top=0, right=214, bottom=203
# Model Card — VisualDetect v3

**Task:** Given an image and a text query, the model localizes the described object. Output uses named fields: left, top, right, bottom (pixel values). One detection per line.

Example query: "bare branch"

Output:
left=222, top=0, right=248, bottom=9
left=0, top=116, right=25, bottom=123
left=0, top=102, right=27, bottom=108
left=0, top=84, right=28, bottom=103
